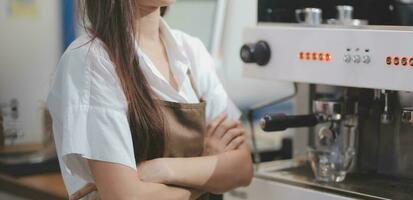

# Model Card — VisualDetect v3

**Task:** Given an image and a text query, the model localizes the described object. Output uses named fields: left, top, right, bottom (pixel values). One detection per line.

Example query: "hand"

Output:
left=202, top=113, right=246, bottom=156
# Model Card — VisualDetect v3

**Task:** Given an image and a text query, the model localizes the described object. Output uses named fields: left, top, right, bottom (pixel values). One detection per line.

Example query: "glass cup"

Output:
left=308, top=148, right=355, bottom=182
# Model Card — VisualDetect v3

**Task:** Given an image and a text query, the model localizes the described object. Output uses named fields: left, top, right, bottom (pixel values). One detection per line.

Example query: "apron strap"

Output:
left=187, top=70, right=202, bottom=101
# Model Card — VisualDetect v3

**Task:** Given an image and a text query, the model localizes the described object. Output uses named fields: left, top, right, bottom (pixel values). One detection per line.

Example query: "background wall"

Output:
left=0, top=0, right=61, bottom=144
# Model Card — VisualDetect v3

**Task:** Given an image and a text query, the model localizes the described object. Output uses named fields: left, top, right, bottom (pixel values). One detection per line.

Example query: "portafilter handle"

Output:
left=260, top=113, right=321, bottom=132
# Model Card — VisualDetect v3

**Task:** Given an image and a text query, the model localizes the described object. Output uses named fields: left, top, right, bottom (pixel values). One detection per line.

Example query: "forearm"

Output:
left=156, top=155, right=218, bottom=189
left=88, top=160, right=203, bottom=200
left=134, top=181, right=204, bottom=200
left=75, top=171, right=204, bottom=200
left=204, top=144, right=253, bottom=193
left=149, top=144, right=253, bottom=194
left=96, top=180, right=203, bottom=200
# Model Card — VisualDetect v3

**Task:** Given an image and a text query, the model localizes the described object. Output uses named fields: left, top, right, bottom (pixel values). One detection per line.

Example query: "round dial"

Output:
left=240, top=41, right=271, bottom=66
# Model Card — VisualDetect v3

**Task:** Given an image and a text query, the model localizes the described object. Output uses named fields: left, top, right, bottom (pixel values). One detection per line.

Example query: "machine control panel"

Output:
left=242, top=24, right=413, bottom=92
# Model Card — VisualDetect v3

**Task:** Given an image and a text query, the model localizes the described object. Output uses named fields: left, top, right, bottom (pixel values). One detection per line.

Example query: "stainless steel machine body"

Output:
left=239, top=24, right=413, bottom=199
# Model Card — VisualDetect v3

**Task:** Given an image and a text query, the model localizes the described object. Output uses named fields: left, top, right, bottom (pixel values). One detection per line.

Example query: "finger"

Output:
left=225, top=136, right=245, bottom=152
left=214, top=121, right=239, bottom=139
left=206, top=113, right=228, bottom=137
left=220, top=128, right=244, bottom=147
left=70, top=183, right=97, bottom=200
left=225, top=136, right=245, bottom=151
left=207, top=112, right=227, bottom=131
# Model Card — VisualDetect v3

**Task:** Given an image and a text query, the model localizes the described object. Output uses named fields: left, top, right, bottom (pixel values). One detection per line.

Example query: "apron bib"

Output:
left=160, top=72, right=210, bottom=200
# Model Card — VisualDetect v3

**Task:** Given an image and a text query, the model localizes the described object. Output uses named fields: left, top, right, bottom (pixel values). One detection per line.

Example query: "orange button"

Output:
left=299, top=52, right=305, bottom=60
left=306, top=52, right=311, bottom=60
left=394, top=57, right=400, bottom=66
left=402, top=57, right=408, bottom=66
left=312, top=52, right=318, bottom=60
left=325, top=53, right=332, bottom=61
left=386, top=56, right=392, bottom=65
left=318, top=53, right=324, bottom=61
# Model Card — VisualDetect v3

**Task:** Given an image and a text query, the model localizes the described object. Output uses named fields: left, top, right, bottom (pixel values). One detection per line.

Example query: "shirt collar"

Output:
left=135, top=18, right=191, bottom=92
left=159, top=18, right=190, bottom=73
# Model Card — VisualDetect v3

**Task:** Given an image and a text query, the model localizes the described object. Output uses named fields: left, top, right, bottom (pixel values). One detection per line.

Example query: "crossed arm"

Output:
left=138, top=143, right=253, bottom=194
left=86, top=145, right=252, bottom=200
left=86, top=160, right=204, bottom=200
left=72, top=114, right=253, bottom=200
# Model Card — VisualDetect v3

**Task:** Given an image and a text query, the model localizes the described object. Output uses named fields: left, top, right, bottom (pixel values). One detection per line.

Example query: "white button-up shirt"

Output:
left=47, top=19, right=241, bottom=198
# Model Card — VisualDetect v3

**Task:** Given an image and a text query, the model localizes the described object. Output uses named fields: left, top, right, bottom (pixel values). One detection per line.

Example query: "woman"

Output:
left=47, top=0, right=253, bottom=199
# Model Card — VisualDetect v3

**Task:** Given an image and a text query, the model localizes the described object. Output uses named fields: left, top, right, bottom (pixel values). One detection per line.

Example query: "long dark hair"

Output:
left=80, top=1, right=167, bottom=163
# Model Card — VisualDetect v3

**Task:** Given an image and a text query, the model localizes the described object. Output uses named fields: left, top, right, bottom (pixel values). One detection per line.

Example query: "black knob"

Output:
left=240, top=41, right=271, bottom=66
left=260, top=113, right=320, bottom=132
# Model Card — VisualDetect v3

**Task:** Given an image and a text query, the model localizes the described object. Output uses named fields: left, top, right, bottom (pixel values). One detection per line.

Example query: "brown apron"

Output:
left=160, top=71, right=209, bottom=200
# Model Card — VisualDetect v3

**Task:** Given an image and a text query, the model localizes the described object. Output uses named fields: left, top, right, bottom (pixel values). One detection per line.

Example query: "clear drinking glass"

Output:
left=308, top=148, right=355, bottom=182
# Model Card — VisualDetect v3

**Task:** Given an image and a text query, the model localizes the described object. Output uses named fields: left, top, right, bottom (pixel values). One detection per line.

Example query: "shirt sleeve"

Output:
left=47, top=42, right=136, bottom=183
left=182, top=34, right=242, bottom=122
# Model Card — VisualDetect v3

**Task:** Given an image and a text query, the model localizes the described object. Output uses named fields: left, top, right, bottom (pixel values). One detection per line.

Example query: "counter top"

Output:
left=256, top=160, right=413, bottom=200
left=0, top=172, right=67, bottom=200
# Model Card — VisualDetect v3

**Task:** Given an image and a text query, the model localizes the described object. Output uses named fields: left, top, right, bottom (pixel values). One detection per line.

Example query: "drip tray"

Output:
left=256, top=161, right=413, bottom=200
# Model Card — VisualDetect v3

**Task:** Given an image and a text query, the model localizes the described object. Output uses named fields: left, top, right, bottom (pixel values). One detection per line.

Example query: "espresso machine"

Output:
left=225, top=0, right=413, bottom=199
